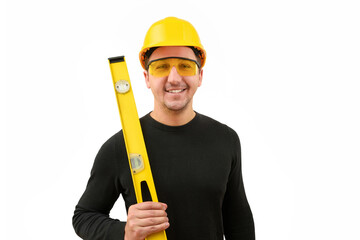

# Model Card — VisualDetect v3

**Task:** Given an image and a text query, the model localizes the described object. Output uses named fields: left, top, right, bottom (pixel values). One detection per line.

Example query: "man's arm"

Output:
left=72, top=133, right=169, bottom=240
left=72, top=135, right=127, bottom=239
left=222, top=129, right=255, bottom=240
left=73, top=205, right=126, bottom=240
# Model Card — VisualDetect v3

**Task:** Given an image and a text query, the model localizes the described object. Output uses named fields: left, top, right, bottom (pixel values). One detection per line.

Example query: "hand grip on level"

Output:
left=108, top=56, right=167, bottom=240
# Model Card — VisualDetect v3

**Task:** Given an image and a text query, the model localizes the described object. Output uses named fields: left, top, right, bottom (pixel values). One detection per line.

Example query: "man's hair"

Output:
left=144, top=47, right=159, bottom=70
left=144, top=47, right=202, bottom=70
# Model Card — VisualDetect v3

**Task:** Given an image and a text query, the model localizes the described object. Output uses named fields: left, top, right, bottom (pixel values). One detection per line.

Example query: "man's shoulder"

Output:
left=197, top=113, right=222, bottom=125
left=100, top=129, right=124, bottom=153
left=197, top=113, right=235, bottom=130
left=196, top=112, right=239, bottom=138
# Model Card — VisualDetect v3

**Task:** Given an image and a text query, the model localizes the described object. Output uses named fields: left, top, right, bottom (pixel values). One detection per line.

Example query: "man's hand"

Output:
left=124, top=201, right=169, bottom=240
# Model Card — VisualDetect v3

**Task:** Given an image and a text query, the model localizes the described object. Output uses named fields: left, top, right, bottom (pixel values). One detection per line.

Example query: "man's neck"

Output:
left=150, top=108, right=196, bottom=126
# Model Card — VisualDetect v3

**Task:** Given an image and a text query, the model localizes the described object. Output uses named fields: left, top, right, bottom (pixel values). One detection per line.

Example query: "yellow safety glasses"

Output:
left=147, top=57, right=200, bottom=77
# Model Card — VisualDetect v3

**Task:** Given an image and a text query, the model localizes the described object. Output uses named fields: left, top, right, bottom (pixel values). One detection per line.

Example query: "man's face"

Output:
left=144, top=46, right=203, bottom=113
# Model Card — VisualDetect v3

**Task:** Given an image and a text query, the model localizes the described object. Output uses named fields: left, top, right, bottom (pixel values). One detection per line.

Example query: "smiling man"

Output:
left=144, top=46, right=203, bottom=126
left=73, top=17, right=255, bottom=240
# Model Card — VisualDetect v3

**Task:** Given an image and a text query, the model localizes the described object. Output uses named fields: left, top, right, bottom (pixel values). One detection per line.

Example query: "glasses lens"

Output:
left=149, top=58, right=198, bottom=77
left=176, top=59, right=197, bottom=76
left=149, top=59, right=171, bottom=77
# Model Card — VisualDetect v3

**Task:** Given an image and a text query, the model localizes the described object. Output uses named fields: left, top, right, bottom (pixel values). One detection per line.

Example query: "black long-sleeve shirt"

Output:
left=73, top=113, right=255, bottom=239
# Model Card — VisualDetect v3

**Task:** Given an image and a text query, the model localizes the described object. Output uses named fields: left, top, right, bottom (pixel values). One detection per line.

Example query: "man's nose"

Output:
left=167, top=66, right=182, bottom=83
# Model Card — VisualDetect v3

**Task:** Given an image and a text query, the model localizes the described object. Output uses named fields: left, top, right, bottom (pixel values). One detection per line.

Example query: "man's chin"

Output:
left=164, top=101, right=189, bottom=112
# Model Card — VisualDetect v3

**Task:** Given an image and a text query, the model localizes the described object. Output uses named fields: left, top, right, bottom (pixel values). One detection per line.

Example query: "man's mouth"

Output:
left=166, top=89, right=186, bottom=93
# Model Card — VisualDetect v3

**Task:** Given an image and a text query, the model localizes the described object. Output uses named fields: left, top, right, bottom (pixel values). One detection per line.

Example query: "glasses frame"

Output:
left=146, top=57, right=201, bottom=72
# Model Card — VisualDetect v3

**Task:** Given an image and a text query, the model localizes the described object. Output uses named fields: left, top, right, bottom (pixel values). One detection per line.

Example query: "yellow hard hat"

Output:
left=139, top=17, right=206, bottom=70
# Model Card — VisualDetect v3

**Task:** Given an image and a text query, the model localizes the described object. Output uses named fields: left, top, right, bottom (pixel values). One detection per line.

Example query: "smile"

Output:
left=166, top=89, right=186, bottom=93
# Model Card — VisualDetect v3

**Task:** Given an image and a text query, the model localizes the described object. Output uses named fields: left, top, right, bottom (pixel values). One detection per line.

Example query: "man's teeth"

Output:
left=168, top=89, right=184, bottom=93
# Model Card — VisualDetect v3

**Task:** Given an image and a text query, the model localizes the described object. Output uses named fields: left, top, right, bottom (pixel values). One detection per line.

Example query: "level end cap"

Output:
left=108, top=56, right=125, bottom=63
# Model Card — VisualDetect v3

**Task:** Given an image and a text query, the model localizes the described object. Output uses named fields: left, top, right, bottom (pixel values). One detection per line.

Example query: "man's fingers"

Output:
left=136, top=209, right=167, bottom=219
left=137, top=216, right=169, bottom=227
left=134, top=201, right=167, bottom=210
left=128, top=202, right=168, bottom=219
left=143, top=221, right=170, bottom=236
left=125, top=218, right=169, bottom=240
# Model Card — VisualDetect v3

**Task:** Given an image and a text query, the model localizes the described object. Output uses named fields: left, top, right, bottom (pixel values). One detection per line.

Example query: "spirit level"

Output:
left=108, top=56, right=167, bottom=240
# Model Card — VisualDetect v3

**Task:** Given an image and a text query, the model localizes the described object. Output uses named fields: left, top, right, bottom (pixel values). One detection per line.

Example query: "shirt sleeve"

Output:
left=222, top=128, right=255, bottom=240
left=72, top=133, right=126, bottom=240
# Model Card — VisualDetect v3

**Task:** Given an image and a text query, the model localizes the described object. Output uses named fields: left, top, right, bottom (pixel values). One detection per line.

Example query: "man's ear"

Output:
left=198, top=69, right=203, bottom=87
left=144, top=70, right=151, bottom=89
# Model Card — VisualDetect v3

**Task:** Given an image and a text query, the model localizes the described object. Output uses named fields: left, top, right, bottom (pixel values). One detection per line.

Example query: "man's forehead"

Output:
left=149, top=46, right=197, bottom=61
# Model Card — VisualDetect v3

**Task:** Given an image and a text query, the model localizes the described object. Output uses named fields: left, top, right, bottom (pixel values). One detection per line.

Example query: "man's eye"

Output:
left=179, top=63, right=191, bottom=69
left=156, top=64, right=169, bottom=70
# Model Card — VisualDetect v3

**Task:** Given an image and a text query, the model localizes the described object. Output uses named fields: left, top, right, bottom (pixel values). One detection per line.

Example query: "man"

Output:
left=73, top=17, right=255, bottom=240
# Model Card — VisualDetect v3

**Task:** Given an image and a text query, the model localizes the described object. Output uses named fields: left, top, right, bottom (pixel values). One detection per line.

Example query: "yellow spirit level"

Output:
left=108, top=56, right=167, bottom=240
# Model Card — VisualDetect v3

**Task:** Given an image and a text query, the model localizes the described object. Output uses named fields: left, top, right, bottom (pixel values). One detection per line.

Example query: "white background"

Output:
left=3, top=0, right=360, bottom=239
